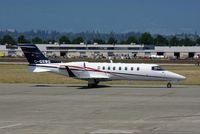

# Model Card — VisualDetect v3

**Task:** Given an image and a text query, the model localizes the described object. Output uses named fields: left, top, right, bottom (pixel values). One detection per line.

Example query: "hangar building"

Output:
left=0, top=44, right=200, bottom=59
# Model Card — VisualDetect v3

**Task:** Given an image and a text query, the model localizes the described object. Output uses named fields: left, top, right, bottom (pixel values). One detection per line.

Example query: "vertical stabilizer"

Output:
left=18, top=44, right=60, bottom=64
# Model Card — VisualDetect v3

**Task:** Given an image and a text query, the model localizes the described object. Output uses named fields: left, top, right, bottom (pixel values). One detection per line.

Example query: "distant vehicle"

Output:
left=18, top=44, right=186, bottom=88
left=149, top=55, right=165, bottom=59
left=194, top=54, right=200, bottom=59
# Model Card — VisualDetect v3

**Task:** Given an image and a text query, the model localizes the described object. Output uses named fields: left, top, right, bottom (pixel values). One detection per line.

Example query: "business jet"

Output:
left=18, top=44, right=186, bottom=88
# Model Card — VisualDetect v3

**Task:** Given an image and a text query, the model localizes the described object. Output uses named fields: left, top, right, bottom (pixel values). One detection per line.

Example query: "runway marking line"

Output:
left=90, top=129, right=139, bottom=134
left=0, top=123, right=22, bottom=129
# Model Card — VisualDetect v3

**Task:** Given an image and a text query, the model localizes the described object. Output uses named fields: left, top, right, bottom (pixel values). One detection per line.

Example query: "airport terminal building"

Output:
left=1, top=44, right=200, bottom=59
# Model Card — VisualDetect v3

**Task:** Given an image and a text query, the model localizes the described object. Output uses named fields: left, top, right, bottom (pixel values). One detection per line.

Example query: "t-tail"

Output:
left=18, top=44, right=61, bottom=65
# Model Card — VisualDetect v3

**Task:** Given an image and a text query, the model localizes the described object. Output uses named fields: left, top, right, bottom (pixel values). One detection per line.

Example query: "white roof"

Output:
left=155, top=46, right=200, bottom=52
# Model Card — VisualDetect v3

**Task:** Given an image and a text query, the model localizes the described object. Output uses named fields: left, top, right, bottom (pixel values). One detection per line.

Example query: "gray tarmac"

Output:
left=0, top=84, right=200, bottom=134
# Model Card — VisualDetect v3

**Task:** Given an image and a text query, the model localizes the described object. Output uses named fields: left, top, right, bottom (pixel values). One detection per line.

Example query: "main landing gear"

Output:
left=88, top=79, right=99, bottom=88
left=167, top=82, right=172, bottom=88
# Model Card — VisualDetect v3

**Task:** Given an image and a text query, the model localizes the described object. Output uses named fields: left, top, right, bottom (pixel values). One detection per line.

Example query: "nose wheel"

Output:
left=167, top=82, right=172, bottom=88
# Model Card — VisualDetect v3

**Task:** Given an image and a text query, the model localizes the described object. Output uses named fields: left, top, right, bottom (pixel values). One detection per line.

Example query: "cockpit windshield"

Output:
left=152, top=66, right=164, bottom=71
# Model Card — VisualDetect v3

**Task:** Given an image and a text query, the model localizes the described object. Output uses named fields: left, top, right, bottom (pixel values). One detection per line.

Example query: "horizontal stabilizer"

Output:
left=28, top=66, right=50, bottom=73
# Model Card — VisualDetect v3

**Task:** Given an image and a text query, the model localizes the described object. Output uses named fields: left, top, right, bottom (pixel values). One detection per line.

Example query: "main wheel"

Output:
left=88, top=83, right=98, bottom=88
left=88, top=79, right=99, bottom=88
left=167, top=82, right=172, bottom=88
left=88, top=83, right=94, bottom=88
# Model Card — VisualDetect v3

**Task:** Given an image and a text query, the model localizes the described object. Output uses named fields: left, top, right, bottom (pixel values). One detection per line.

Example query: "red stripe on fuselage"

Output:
left=65, top=65, right=127, bottom=78
left=35, top=64, right=128, bottom=79
left=66, top=65, right=111, bottom=74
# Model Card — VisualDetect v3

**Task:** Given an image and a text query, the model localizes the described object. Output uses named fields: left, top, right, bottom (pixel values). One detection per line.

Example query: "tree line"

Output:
left=0, top=32, right=200, bottom=46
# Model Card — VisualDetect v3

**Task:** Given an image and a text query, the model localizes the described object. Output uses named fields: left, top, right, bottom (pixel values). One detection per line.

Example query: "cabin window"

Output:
left=137, top=67, right=140, bottom=71
left=125, top=67, right=128, bottom=70
left=113, top=67, right=116, bottom=70
left=152, top=66, right=164, bottom=71
left=119, top=67, right=121, bottom=70
left=108, top=66, right=110, bottom=70
left=102, top=66, right=105, bottom=70
left=131, top=67, right=134, bottom=71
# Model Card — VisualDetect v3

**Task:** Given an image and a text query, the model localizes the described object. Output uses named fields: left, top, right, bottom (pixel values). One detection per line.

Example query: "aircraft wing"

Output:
left=65, top=66, right=110, bottom=80
left=88, top=73, right=110, bottom=79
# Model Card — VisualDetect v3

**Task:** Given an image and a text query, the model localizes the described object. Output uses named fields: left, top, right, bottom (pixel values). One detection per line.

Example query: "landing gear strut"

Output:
left=167, top=82, right=172, bottom=88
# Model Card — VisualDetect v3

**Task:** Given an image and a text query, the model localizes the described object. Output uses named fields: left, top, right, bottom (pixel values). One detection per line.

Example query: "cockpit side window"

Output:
left=152, top=66, right=164, bottom=71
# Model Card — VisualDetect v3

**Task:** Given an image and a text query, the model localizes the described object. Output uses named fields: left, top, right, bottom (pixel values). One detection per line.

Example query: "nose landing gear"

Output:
left=167, top=82, right=172, bottom=88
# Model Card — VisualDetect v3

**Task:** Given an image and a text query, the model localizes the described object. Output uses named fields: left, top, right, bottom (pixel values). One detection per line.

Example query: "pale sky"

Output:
left=0, top=0, right=199, bottom=34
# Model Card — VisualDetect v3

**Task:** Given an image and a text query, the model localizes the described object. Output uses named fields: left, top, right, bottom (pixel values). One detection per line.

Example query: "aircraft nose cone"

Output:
left=177, top=74, right=186, bottom=80
left=166, top=71, right=186, bottom=81
left=173, top=73, right=186, bottom=81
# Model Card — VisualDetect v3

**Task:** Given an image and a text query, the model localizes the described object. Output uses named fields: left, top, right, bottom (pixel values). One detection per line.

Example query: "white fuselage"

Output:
left=28, top=62, right=186, bottom=82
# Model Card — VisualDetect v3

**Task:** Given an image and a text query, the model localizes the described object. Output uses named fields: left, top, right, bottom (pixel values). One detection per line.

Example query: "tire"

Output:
left=167, top=82, right=172, bottom=88
left=88, top=84, right=94, bottom=88
left=88, top=83, right=97, bottom=88
left=88, top=79, right=99, bottom=88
